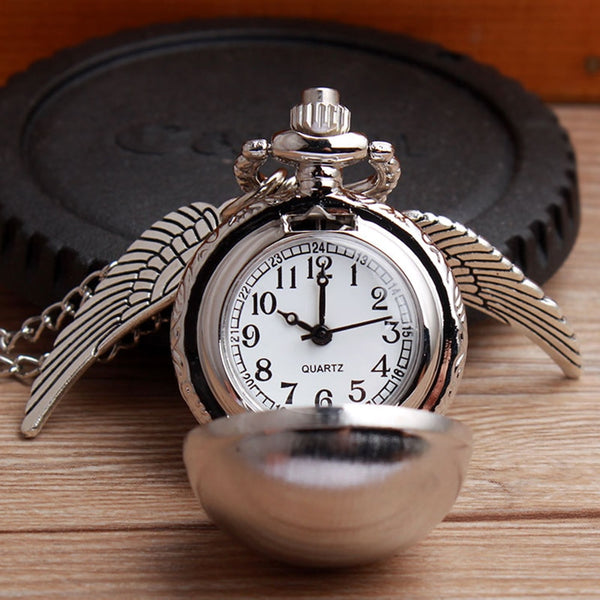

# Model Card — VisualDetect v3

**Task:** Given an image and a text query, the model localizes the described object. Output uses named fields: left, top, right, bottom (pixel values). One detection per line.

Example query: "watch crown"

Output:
left=290, top=88, right=351, bottom=136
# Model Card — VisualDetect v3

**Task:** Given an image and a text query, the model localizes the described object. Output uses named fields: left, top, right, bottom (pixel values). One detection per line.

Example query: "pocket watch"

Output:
left=15, top=87, right=580, bottom=437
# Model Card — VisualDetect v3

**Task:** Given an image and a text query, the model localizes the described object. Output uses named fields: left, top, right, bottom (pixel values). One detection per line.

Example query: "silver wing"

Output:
left=406, top=211, right=581, bottom=379
left=22, top=202, right=220, bottom=437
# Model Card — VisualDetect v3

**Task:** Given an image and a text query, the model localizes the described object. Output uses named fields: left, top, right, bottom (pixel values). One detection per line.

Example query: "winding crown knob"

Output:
left=290, top=88, right=351, bottom=136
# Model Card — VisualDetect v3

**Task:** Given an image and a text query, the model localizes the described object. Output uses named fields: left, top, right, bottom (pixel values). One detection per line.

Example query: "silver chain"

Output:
left=0, top=172, right=295, bottom=385
left=0, top=264, right=167, bottom=383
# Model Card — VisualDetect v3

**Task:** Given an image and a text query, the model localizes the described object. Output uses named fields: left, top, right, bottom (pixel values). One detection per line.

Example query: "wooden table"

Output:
left=0, top=105, right=598, bottom=598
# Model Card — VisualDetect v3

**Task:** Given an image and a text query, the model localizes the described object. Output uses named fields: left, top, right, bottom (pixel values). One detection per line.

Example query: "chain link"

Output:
left=0, top=263, right=166, bottom=383
left=0, top=170, right=297, bottom=384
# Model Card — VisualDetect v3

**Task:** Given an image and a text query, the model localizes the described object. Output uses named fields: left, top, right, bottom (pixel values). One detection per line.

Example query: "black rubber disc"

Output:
left=0, top=19, right=579, bottom=307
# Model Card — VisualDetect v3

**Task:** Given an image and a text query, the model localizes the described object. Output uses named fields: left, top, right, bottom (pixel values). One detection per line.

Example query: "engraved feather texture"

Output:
left=22, top=203, right=220, bottom=437
left=406, top=210, right=581, bottom=379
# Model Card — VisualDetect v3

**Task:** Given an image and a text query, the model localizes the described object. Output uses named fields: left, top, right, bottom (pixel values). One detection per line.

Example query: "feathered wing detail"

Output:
left=406, top=210, right=581, bottom=379
left=22, top=203, right=220, bottom=437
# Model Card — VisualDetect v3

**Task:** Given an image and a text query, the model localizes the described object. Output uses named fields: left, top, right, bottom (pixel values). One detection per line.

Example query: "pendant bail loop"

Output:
left=233, top=87, right=401, bottom=203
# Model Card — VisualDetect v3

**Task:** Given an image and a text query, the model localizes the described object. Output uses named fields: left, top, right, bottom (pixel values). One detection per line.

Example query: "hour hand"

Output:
left=277, top=310, right=313, bottom=333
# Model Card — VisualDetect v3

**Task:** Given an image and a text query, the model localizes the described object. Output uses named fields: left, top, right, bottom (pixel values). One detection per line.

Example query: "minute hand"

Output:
left=300, top=315, right=392, bottom=340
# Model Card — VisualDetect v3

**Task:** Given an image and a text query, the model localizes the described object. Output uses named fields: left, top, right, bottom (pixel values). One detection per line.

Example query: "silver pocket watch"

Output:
left=16, top=87, right=581, bottom=438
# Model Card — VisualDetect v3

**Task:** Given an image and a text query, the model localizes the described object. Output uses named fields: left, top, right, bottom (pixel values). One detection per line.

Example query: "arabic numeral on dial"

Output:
left=382, top=320, right=400, bottom=343
left=281, top=381, right=298, bottom=404
left=241, top=324, right=260, bottom=348
left=314, top=388, right=333, bottom=407
left=371, top=354, right=390, bottom=378
left=348, top=379, right=366, bottom=402
left=371, top=286, right=388, bottom=310
left=307, top=257, right=315, bottom=279
left=350, top=263, right=357, bottom=287
left=251, top=291, right=277, bottom=315
left=307, top=255, right=332, bottom=279
left=255, top=358, right=272, bottom=381
left=276, top=265, right=297, bottom=289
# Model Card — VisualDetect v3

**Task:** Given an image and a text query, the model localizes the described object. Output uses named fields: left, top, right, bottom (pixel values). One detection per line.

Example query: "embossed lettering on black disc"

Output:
left=0, top=19, right=578, bottom=305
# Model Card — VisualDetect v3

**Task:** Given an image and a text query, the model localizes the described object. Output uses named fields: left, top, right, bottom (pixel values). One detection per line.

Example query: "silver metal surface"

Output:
left=184, top=405, right=472, bottom=567
left=406, top=211, right=582, bottom=378
left=232, top=87, right=401, bottom=204
left=290, top=87, right=351, bottom=135
left=20, top=203, right=219, bottom=437
left=219, top=169, right=296, bottom=223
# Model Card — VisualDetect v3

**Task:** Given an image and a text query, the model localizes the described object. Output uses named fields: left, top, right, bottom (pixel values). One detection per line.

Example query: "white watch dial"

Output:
left=217, top=232, right=423, bottom=411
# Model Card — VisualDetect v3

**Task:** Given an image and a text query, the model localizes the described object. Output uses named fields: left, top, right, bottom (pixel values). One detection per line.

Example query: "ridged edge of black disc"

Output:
left=0, top=18, right=579, bottom=306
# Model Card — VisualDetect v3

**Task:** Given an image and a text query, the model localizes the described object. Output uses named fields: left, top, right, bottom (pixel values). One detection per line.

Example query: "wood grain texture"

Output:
left=0, top=0, right=599, bottom=101
left=0, top=522, right=599, bottom=600
left=0, top=105, right=598, bottom=597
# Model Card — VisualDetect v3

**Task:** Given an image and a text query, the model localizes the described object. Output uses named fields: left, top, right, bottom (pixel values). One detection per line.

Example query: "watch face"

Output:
left=217, top=232, right=423, bottom=411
